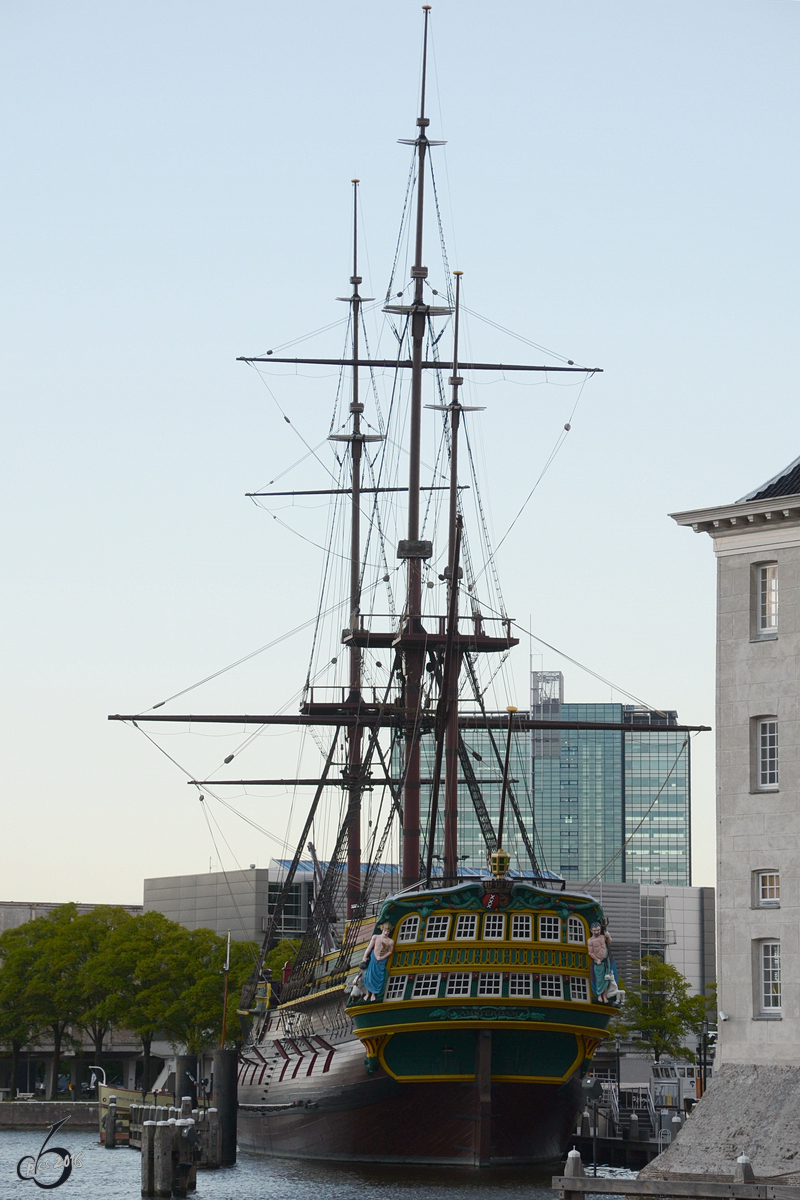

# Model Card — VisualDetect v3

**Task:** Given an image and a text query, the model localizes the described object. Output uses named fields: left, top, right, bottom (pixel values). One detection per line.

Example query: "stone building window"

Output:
left=751, top=562, right=778, bottom=639
left=752, top=718, right=779, bottom=790
left=754, top=871, right=780, bottom=907
left=759, top=941, right=781, bottom=1015
left=759, top=564, right=779, bottom=633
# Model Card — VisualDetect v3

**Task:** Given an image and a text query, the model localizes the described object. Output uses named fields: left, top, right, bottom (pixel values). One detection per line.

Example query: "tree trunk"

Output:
left=10, top=1039, right=21, bottom=1101
left=49, top=1025, right=62, bottom=1101
left=142, top=1036, right=152, bottom=1093
left=94, top=1028, right=104, bottom=1058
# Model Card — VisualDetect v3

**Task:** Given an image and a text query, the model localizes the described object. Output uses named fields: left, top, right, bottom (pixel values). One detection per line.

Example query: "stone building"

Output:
left=143, top=859, right=402, bottom=942
left=652, top=455, right=800, bottom=1176
left=0, top=899, right=142, bottom=932
left=672, top=459, right=800, bottom=1064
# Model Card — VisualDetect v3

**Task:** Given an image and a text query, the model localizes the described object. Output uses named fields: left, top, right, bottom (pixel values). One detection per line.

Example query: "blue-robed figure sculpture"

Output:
left=587, top=921, right=624, bottom=1006
left=360, top=922, right=395, bottom=1002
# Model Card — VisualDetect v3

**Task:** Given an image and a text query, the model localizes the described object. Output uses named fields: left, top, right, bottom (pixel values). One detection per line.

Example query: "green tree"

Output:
left=263, top=939, right=300, bottom=981
left=160, top=927, right=258, bottom=1052
left=0, top=924, right=45, bottom=1100
left=95, top=911, right=185, bottom=1091
left=18, top=905, right=86, bottom=1098
left=71, top=906, right=134, bottom=1057
left=611, top=955, right=709, bottom=1062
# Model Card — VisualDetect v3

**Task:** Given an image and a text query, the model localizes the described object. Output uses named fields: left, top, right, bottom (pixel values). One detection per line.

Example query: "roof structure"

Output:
left=738, top=454, right=800, bottom=503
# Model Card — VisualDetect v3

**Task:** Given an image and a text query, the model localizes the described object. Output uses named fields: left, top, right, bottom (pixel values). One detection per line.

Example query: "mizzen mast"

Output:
left=329, top=180, right=368, bottom=915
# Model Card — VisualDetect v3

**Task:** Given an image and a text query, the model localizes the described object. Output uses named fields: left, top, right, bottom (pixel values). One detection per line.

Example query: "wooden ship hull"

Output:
left=237, top=881, right=614, bottom=1165
left=239, top=1064, right=585, bottom=1166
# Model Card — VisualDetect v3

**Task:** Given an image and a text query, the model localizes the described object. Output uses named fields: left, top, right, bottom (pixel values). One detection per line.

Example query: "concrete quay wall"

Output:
left=641, top=1064, right=800, bottom=1178
left=0, top=1101, right=98, bottom=1129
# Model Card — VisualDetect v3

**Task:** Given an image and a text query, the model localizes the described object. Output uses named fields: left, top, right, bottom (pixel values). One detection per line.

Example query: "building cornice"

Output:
left=670, top=493, right=800, bottom=542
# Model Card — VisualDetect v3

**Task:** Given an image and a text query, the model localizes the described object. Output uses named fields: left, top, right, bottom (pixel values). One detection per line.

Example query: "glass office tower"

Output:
left=530, top=672, right=691, bottom=885
left=401, top=672, right=690, bottom=886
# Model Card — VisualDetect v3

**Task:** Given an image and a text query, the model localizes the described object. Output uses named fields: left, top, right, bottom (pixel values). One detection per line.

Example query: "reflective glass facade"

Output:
left=532, top=701, right=691, bottom=885
left=414, top=730, right=536, bottom=874
left=396, top=696, right=690, bottom=886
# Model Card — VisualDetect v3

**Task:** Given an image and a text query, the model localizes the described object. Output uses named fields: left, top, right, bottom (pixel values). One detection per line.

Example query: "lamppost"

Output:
left=582, top=1077, right=603, bottom=1176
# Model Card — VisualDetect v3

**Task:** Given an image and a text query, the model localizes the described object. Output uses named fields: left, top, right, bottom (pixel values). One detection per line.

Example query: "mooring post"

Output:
left=172, top=1119, right=196, bottom=1198
left=153, top=1121, right=172, bottom=1198
left=106, top=1097, right=117, bottom=1149
left=180, top=1096, right=193, bottom=1118
left=141, top=1121, right=156, bottom=1197
left=212, top=1049, right=238, bottom=1165
left=205, top=1107, right=221, bottom=1167
left=735, top=1154, right=756, bottom=1182
left=175, top=1056, right=197, bottom=1108
left=562, top=1148, right=585, bottom=1200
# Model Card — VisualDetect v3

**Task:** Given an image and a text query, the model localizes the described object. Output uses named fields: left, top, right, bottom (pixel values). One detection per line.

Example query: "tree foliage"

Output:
left=0, top=906, right=258, bottom=1094
left=263, top=938, right=301, bottom=980
left=610, top=955, right=710, bottom=1062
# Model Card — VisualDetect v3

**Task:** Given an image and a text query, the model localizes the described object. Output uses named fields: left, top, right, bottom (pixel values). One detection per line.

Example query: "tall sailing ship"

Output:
left=112, top=8, right=705, bottom=1166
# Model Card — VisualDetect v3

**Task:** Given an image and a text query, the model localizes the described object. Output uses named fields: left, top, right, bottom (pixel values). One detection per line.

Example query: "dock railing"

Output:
left=554, top=1150, right=800, bottom=1200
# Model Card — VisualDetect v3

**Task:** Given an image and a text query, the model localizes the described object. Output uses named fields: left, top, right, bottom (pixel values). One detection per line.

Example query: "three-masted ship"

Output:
left=111, top=7, right=705, bottom=1166
left=231, top=11, right=615, bottom=1163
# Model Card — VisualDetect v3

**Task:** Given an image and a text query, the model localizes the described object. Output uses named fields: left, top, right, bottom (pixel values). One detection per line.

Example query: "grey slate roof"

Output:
left=738, top=454, right=800, bottom=503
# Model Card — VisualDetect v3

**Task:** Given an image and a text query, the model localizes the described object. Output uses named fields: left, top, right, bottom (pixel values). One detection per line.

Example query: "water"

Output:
left=1, top=1130, right=635, bottom=1199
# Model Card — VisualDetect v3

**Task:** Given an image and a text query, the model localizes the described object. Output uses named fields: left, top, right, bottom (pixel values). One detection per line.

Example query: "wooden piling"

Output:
left=141, top=1121, right=156, bottom=1197
left=734, top=1154, right=755, bottom=1182
left=175, top=1057, right=197, bottom=1109
left=173, top=1120, right=193, bottom=1198
left=562, top=1148, right=585, bottom=1200
left=212, top=1049, right=237, bottom=1165
left=204, top=1108, right=221, bottom=1168
left=153, top=1121, right=173, bottom=1198
left=106, top=1097, right=117, bottom=1149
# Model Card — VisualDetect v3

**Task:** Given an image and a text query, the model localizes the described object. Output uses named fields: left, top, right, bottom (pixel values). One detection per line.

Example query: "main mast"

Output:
left=400, top=5, right=434, bottom=889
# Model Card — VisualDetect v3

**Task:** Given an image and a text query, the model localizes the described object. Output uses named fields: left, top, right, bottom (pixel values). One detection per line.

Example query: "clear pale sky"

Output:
left=3, top=0, right=799, bottom=904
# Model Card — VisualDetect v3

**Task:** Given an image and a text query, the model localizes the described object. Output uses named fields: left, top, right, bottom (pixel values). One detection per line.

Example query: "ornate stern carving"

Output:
left=360, top=1035, right=388, bottom=1076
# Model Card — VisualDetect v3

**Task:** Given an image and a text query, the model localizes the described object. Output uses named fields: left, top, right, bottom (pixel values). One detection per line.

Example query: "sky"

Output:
left=3, top=0, right=800, bottom=904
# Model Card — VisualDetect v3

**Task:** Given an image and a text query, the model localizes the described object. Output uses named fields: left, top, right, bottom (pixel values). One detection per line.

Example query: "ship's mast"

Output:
left=442, top=272, right=463, bottom=883
left=401, top=4, right=433, bottom=889
left=346, top=179, right=364, bottom=916
left=427, top=271, right=483, bottom=883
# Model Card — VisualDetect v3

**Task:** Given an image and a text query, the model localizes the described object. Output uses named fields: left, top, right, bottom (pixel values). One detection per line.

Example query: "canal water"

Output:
left=1, top=1129, right=634, bottom=1199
